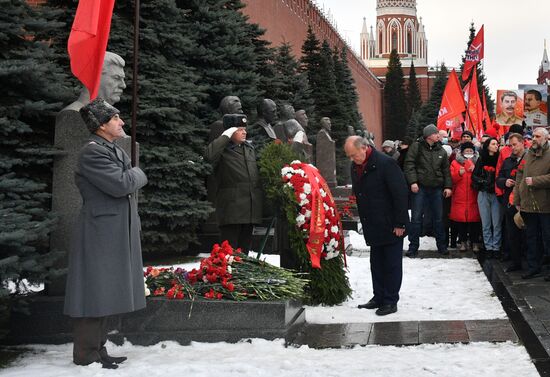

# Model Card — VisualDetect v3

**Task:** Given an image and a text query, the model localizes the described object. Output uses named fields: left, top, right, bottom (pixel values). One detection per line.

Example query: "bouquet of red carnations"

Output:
left=144, top=241, right=307, bottom=301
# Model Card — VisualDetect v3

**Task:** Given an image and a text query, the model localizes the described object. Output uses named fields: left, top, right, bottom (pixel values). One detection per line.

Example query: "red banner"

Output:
left=437, top=69, right=466, bottom=130
left=462, top=25, right=484, bottom=82
left=467, top=67, right=484, bottom=139
left=68, top=0, right=115, bottom=100
left=301, top=165, right=325, bottom=269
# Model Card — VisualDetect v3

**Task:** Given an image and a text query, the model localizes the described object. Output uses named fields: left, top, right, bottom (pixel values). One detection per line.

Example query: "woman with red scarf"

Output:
left=450, top=142, right=481, bottom=252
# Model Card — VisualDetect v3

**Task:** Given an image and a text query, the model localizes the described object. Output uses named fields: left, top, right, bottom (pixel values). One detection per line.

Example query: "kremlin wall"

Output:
left=241, top=0, right=385, bottom=145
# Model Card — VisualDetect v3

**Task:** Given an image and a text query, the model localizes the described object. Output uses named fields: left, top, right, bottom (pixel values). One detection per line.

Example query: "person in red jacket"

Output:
left=450, top=142, right=481, bottom=251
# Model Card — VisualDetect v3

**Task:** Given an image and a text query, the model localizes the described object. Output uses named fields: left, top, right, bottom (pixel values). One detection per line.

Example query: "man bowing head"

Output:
left=344, top=136, right=409, bottom=316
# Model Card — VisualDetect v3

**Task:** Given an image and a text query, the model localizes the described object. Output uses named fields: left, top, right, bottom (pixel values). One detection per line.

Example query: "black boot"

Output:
left=99, top=347, right=127, bottom=364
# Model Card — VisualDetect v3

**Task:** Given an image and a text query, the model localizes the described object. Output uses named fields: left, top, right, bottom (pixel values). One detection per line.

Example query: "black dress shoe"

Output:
left=99, top=347, right=127, bottom=364
left=375, top=304, right=397, bottom=316
left=505, top=264, right=522, bottom=273
left=74, top=359, right=118, bottom=369
left=522, top=270, right=541, bottom=280
left=358, top=299, right=380, bottom=310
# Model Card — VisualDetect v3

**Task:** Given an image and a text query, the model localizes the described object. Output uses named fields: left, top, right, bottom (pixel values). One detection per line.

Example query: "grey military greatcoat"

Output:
left=64, top=134, right=148, bottom=318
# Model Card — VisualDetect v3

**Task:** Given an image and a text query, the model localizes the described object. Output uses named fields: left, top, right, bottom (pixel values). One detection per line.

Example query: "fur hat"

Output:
left=509, top=124, right=523, bottom=134
left=80, top=98, right=120, bottom=133
left=423, top=124, right=438, bottom=138
left=461, top=130, right=474, bottom=139
left=382, top=140, right=394, bottom=148
left=460, top=141, right=475, bottom=152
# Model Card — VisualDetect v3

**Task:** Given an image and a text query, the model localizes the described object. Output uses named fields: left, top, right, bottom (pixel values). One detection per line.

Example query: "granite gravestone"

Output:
left=48, top=52, right=136, bottom=295
left=316, top=117, right=337, bottom=188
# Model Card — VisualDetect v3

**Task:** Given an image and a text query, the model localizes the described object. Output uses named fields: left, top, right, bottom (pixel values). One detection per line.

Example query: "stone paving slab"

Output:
left=289, top=319, right=517, bottom=348
left=482, top=259, right=550, bottom=376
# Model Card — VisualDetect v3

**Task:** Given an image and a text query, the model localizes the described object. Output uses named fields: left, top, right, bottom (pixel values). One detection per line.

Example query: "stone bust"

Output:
left=63, top=52, right=126, bottom=112
left=318, top=117, right=333, bottom=141
left=209, top=95, right=244, bottom=142
left=219, top=95, right=243, bottom=115
left=273, top=103, right=295, bottom=141
left=254, top=98, right=278, bottom=139
left=295, top=109, right=309, bottom=130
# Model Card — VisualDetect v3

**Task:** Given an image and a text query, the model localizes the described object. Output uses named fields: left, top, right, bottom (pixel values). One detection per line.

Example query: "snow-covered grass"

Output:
left=0, top=339, right=538, bottom=377
left=306, top=256, right=505, bottom=324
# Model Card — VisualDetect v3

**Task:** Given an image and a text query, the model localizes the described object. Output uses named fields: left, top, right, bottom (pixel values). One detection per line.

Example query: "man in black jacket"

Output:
left=496, top=133, right=525, bottom=272
left=345, top=136, right=409, bottom=316
left=404, top=124, right=453, bottom=256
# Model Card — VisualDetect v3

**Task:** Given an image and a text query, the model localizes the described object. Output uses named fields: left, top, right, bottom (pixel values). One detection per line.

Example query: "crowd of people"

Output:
left=382, top=124, right=550, bottom=280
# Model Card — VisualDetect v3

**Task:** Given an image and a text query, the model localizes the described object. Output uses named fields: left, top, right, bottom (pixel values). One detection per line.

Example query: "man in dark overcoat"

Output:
left=205, top=117, right=263, bottom=254
left=63, top=98, right=148, bottom=369
left=345, top=136, right=409, bottom=316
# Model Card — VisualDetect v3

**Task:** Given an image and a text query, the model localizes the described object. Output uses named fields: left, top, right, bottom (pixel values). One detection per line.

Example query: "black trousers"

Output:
left=219, top=224, right=254, bottom=254
left=370, top=239, right=403, bottom=305
left=72, top=317, right=108, bottom=365
left=504, top=205, right=523, bottom=266
left=456, top=222, right=480, bottom=244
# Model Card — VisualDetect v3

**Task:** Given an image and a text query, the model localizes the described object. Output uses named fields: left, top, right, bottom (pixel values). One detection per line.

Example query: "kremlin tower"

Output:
left=360, top=0, right=436, bottom=102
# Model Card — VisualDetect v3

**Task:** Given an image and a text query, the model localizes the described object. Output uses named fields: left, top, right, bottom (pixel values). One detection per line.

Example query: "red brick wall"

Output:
left=241, top=0, right=384, bottom=146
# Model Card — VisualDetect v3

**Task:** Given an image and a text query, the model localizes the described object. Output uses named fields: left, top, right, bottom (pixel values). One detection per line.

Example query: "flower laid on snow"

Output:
left=144, top=241, right=307, bottom=301
left=281, top=161, right=345, bottom=268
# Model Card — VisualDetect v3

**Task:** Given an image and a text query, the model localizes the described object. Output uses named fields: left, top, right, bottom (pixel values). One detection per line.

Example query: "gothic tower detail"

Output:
left=538, top=39, right=550, bottom=85
left=360, top=0, right=428, bottom=69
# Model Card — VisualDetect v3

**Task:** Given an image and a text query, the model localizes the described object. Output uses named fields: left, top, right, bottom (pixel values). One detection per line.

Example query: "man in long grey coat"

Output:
left=205, top=117, right=263, bottom=254
left=63, top=98, right=148, bottom=369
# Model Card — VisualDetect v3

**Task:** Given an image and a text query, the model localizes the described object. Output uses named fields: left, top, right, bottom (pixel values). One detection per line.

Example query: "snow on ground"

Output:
left=159, top=239, right=505, bottom=324
left=305, top=255, right=505, bottom=324
left=0, top=339, right=538, bottom=377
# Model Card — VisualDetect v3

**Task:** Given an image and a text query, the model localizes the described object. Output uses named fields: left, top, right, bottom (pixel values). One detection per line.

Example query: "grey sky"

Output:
left=320, top=0, right=549, bottom=99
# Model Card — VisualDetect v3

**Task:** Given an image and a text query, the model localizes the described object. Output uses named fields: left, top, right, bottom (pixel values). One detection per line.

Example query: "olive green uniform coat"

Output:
left=205, top=135, right=263, bottom=226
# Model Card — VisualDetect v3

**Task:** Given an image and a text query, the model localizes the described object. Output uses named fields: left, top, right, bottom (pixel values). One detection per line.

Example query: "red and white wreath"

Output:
left=281, top=161, right=343, bottom=265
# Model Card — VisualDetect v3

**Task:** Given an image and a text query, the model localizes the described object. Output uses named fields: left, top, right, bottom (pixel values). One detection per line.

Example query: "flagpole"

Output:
left=131, top=0, right=140, bottom=167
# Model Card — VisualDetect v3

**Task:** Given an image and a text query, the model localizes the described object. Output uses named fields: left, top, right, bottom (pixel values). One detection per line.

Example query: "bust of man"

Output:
left=209, top=95, right=244, bottom=142
left=318, top=117, right=333, bottom=141
left=248, top=99, right=278, bottom=151
left=219, top=96, right=243, bottom=115
left=63, top=52, right=126, bottom=112
left=285, top=119, right=311, bottom=163
left=49, top=51, right=127, bottom=295
left=273, top=103, right=295, bottom=141
left=295, top=109, right=308, bottom=130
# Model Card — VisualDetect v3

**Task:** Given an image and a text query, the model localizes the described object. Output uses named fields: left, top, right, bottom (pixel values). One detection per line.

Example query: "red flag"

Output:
left=462, top=25, right=484, bottom=82
left=437, top=69, right=466, bottom=130
left=467, top=67, right=484, bottom=138
left=68, top=0, right=116, bottom=100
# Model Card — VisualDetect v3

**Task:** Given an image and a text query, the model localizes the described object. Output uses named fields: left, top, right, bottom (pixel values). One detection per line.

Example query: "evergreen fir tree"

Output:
left=300, top=26, right=322, bottom=122
left=180, top=0, right=266, bottom=123
left=105, top=0, right=213, bottom=253
left=460, top=22, right=494, bottom=117
left=333, top=47, right=364, bottom=132
left=406, top=61, right=422, bottom=119
left=384, top=49, right=408, bottom=140
left=0, top=0, right=70, bottom=308
left=259, top=42, right=314, bottom=114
